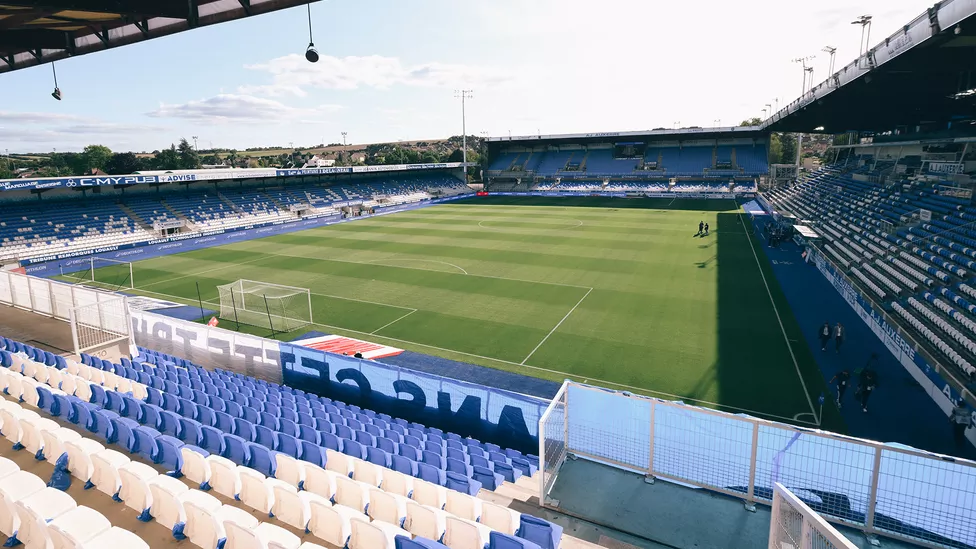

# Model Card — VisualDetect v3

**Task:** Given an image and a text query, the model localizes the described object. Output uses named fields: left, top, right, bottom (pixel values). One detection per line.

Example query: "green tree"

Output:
left=768, top=134, right=783, bottom=165
left=778, top=134, right=797, bottom=164
left=739, top=118, right=762, bottom=127
left=177, top=138, right=200, bottom=170
left=446, top=149, right=464, bottom=163
left=154, top=144, right=180, bottom=170
left=420, top=151, right=440, bottom=163
left=82, top=145, right=112, bottom=173
left=104, top=152, right=140, bottom=175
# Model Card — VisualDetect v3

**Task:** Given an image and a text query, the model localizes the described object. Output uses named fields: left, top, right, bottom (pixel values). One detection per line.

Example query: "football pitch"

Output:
left=60, top=197, right=841, bottom=430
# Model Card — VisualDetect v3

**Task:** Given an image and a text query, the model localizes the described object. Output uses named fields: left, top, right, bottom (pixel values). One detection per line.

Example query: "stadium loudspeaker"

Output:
left=305, top=43, right=319, bottom=63
left=51, top=87, right=62, bottom=101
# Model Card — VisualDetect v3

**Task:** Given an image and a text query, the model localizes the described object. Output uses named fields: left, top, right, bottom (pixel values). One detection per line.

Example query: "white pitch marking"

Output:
left=737, top=202, right=819, bottom=424
left=366, top=257, right=468, bottom=275
left=371, top=309, right=418, bottom=335
left=520, top=287, right=593, bottom=365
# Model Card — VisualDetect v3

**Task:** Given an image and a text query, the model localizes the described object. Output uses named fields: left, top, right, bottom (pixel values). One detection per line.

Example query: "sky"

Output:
left=0, top=0, right=933, bottom=154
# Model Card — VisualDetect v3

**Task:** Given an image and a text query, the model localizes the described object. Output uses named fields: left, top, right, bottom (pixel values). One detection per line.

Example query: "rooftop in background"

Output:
left=0, top=0, right=319, bottom=74
left=763, top=0, right=976, bottom=134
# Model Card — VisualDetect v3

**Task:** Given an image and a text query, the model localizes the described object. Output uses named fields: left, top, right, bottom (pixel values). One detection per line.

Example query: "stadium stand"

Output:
left=488, top=144, right=767, bottom=178
left=0, top=336, right=562, bottom=549
left=0, top=175, right=471, bottom=263
left=764, top=166, right=976, bottom=383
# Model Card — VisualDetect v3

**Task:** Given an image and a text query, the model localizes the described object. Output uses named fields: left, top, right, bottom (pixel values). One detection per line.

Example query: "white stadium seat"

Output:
left=47, top=506, right=112, bottom=549
left=208, top=456, right=242, bottom=500
left=0, top=471, right=47, bottom=536
left=302, top=465, right=337, bottom=501
left=14, top=487, right=77, bottom=549
left=411, top=479, right=447, bottom=510
left=381, top=469, right=413, bottom=499
left=238, top=468, right=283, bottom=515
left=79, top=526, right=149, bottom=549
left=148, top=475, right=192, bottom=530
left=274, top=487, right=330, bottom=532
left=90, top=449, right=131, bottom=498
left=307, top=501, right=367, bottom=548
left=181, top=447, right=211, bottom=489
left=118, top=461, right=159, bottom=516
left=479, top=500, right=521, bottom=535
left=42, top=428, right=81, bottom=466
left=404, top=500, right=448, bottom=542
left=443, top=516, right=491, bottom=549
left=445, top=489, right=481, bottom=522
left=349, top=518, right=409, bottom=549
left=333, top=476, right=371, bottom=514
left=185, top=503, right=257, bottom=549
left=19, top=416, right=59, bottom=456
left=368, top=488, right=408, bottom=527
left=64, top=439, right=104, bottom=483
left=324, top=448, right=355, bottom=477
left=273, top=453, right=305, bottom=489
left=352, top=460, right=384, bottom=488
left=0, top=457, right=18, bottom=480
left=224, top=521, right=300, bottom=549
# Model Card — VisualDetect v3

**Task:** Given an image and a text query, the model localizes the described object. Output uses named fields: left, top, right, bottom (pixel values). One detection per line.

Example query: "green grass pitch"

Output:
left=61, top=197, right=841, bottom=430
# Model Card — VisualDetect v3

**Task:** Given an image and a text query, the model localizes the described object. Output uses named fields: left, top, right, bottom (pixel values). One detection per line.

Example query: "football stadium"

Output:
left=1, top=1, right=975, bottom=549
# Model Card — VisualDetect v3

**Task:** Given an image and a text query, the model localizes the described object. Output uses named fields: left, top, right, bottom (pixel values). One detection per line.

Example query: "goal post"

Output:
left=217, top=279, right=312, bottom=333
left=89, top=257, right=135, bottom=289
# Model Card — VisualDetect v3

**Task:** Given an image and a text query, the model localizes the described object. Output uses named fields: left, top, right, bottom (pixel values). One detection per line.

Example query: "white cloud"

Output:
left=0, top=111, right=164, bottom=148
left=238, top=54, right=512, bottom=97
left=146, top=93, right=344, bottom=123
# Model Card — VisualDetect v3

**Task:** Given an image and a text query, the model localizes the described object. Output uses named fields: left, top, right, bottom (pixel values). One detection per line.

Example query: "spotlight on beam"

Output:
left=305, top=43, right=319, bottom=63
left=304, top=3, right=318, bottom=63
left=51, top=87, right=62, bottom=101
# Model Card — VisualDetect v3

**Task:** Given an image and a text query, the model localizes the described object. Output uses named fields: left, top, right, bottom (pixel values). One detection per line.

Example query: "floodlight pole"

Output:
left=822, top=46, right=837, bottom=80
left=192, top=136, right=199, bottom=150
left=852, top=15, right=873, bottom=57
left=455, top=89, right=473, bottom=181
left=792, top=56, right=816, bottom=96
left=341, top=132, right=347, bottom=146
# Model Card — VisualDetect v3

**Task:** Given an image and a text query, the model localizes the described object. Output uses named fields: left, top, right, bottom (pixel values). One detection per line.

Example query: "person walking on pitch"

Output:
left=704, top=222, right=710, bottom=236
left=949, top=401, right=973, bottom=450
left=855, top=357, right=879, bottom=413
left=819, top=322, right=832, bottom=351
left=834, top=322, right=844, bottom=353
left=698, top=221, right=704, bottom=235
left=830, top=368, right=851, bottom=408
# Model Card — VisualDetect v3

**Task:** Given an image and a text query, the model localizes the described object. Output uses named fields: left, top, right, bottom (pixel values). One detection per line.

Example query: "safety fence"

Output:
left=769, top=483, right=857, bottom=549
left=540, top=381, right=976, bottom=549
left=0, top=269, right=136, bottom=357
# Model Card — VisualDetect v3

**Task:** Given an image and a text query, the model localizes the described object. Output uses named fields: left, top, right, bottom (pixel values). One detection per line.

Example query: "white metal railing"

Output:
left=0, top=269, right=136, bottom=357
left=769, top=483, right=858, bottom=549
left=540, top=381, right=976, bottom=549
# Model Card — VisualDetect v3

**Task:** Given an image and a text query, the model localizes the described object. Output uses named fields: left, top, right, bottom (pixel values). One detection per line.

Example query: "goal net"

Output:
left=217, top=279, right=312, bottom=332
left=63, top=257, right=134, bottom=290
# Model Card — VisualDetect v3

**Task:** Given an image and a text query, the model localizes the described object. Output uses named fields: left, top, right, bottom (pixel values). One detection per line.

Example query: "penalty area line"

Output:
left=520, top=287, right=593, bottom=365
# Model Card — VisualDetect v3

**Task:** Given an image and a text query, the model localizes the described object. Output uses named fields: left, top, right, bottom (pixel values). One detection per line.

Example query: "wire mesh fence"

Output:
left=769, top=483, right=858, bottom=549
left=542, top=381, right=976, bottom=549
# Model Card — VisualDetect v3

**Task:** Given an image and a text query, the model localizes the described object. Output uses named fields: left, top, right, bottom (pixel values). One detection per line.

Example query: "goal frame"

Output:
left=85, top=257, right=135, bottom=289
left=218, top=279, right=313, bottom=332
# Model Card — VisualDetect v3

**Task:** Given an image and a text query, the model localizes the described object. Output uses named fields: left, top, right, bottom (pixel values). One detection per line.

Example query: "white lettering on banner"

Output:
left=886, top=33, right=914, bottom=57
left=930, top=162, right=964, bottom=174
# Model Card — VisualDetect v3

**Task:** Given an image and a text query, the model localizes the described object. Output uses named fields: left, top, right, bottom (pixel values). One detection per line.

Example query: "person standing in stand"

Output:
left=819, top=322, right=832, bottom=352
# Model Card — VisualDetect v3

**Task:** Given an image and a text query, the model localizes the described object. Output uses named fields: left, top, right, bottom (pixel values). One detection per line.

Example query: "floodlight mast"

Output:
left=454, top=89, right=474, bottom=180
left=822, top=46, right=837, bottom=80
left=852, top=15, right=873, bottom=58
left=792, top=56, right=816, bottom=95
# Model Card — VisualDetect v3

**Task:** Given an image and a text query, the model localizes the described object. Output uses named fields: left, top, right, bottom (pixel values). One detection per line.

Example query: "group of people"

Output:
left=819, top=321, right=844, bottom=353
left=829, top=352, right=878, bottom=413
left=764, top=222, right=791, bottom=248
left=697, top=220, right=710, bottom=236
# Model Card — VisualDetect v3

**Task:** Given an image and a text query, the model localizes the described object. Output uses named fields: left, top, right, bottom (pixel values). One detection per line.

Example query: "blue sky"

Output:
left=0, top=0, right=929, bottom=153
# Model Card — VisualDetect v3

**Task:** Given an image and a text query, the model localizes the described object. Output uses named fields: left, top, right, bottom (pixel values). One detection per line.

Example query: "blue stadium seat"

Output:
left=490, top=532, right=542, bottom=549
left=179, top=418, right=204, bottom=445
left=300, top=442, right=325, bottom=467
left=472, top=466, right=503, bottom=490
left=234, top=418, right=257, bottom=442
left=132, top=426, right=159, bottom=461
left=255, top=425, right=278, bottom=450
left=91, top=409, right=118, bottom=441
left=247, top=443, right=274, bottom=477
left=199, top=425, right=225, bottom=456
left=222, top=434, right=250, bottom=466
left=417, top=462, right=447, bottom=486
left=141, top=404, right=163, bottom=430
left=391, top=454, right=418, bottom=477
left=516, top=515, right=563, bottom=549
left=154, top=435, right=185, bottom=471
left=112, top=417, right=140, bottom=450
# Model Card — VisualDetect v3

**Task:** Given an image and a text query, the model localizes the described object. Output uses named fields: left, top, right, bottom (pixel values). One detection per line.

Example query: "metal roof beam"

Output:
left=0, top=29, right=72, bottom=51
left=0, top=1, right=191, bottom=19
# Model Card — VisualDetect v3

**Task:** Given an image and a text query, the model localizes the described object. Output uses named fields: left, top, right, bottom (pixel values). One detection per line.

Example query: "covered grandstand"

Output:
left=0, top=164, right=472, bottom=267
left=484, top=127, right=765, bottom=195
